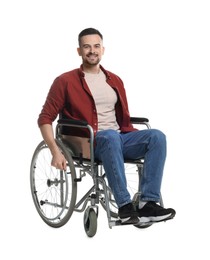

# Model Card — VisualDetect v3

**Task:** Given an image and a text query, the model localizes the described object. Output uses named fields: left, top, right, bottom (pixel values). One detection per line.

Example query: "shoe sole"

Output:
left=139, top=212, right=175, bottom=223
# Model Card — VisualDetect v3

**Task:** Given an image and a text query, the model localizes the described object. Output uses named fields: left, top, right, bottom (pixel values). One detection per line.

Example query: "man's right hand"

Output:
left=51, top=150, right=67, bottom=171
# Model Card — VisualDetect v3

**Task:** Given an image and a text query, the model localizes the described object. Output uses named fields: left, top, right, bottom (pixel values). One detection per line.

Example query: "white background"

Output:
left=1, top=0, right=210, bottom=259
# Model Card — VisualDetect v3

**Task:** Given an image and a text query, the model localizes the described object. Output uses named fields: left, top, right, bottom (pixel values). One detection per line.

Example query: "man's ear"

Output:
left=77, top=47, right=81, bottom=56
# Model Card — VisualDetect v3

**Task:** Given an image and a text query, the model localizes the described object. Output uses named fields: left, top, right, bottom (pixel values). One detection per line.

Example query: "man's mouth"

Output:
left=87, top=53, right=97, bottom=58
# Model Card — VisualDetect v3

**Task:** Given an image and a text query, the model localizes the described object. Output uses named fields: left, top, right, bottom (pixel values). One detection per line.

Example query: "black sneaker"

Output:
left=118, top=203, right=139, bottom=225
left=137, top=201, right=176, bottom=223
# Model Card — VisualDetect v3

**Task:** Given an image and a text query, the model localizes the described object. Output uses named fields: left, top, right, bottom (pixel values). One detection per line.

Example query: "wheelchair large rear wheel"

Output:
left=30, top=140, right=77, bottom=228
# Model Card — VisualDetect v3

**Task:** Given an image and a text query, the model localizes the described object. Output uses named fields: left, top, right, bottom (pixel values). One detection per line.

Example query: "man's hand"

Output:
left=51, top=150, right=67, bottom=171
left=39, top=124, right=67, bottom=171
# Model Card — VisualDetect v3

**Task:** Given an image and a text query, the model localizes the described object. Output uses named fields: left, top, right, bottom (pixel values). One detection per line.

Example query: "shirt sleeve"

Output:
left=37, top=76, right=66, bottom=127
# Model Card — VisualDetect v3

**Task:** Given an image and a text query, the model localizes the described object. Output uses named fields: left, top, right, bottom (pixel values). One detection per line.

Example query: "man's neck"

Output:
left=82, top=64, right=100, bottom=74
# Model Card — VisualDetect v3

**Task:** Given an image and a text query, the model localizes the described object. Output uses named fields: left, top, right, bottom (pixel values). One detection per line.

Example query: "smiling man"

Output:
left=77, top=32, right=104, bottom=70
left=38, top=28, right=176, bottom=225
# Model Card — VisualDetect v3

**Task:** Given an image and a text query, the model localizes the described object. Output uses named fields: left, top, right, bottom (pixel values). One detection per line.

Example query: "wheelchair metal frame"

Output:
left=30, top=117, right=163, bottom=237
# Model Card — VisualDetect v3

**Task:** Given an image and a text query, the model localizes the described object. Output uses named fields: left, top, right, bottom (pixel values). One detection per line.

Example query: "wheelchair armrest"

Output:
left=58, top=117, right=149, bottom=127
left=57, top=118, right=88, bottom=127
left=130, top=117, right=149, bottom=123
left=130, top=117, right=150, bottom=129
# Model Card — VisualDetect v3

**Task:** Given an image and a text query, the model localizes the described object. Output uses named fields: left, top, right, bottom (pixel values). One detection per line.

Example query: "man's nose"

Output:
left=90, top=47, right=96, bottom=54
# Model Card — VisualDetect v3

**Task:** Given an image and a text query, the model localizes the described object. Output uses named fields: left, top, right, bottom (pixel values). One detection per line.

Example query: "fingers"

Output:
left=52, top=161, right=66, bottom=171
left=51, top=155, right=67, bottom=171
left=51, top=152, right=66, bottom=171
left=62, top=161, right=67, bottom=171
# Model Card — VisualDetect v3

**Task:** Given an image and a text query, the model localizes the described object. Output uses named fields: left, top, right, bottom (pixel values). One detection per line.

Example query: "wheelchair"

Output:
left=30, top=117, right=164, bottom=237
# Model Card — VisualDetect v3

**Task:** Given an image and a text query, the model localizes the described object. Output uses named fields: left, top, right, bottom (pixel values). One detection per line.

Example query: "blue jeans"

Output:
left=94, top=129, right=166, bottom=208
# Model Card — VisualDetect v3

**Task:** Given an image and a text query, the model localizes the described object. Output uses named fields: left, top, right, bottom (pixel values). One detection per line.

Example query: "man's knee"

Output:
left=150, top=129, right=166, bottom=145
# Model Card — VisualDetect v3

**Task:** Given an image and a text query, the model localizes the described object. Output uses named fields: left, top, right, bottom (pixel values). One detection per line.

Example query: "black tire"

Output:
left=84, top=208, right=97, bottom=237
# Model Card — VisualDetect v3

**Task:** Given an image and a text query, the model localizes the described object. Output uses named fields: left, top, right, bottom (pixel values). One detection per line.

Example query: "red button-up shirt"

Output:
left=38, top=65, right=136, bottom=137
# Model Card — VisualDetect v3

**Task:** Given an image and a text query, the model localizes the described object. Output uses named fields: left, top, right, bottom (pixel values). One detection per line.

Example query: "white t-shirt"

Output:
left=84, top=70, right=120, bottom=131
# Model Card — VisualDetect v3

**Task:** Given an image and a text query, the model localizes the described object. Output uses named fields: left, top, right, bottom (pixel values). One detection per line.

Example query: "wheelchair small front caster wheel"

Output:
left=83, top=207, right=97, bottom=237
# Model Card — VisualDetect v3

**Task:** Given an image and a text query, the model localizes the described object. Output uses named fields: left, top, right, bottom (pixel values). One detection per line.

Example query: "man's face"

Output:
left=77, top=34, right=104, bottom=66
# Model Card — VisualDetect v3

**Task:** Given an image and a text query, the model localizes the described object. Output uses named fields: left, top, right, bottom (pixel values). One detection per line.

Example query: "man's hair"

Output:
left=78, top=28, right=103, bottom=46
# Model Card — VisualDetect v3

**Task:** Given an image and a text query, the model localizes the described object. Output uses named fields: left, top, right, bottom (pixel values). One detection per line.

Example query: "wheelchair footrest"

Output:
left=110, top=216, right=139, bottom=227
left=120, top=216, right=139, bottom=225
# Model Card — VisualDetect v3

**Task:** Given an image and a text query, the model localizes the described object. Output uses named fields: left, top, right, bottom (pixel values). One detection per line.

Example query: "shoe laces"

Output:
left=148, top=201, right=162, bottom=209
